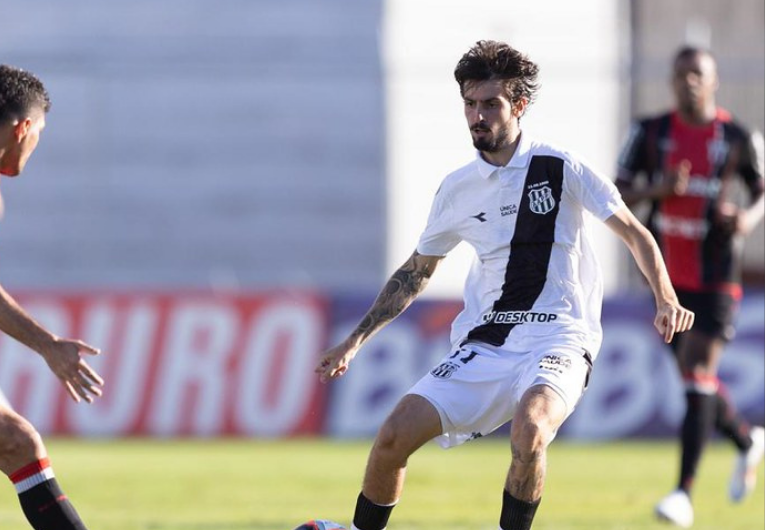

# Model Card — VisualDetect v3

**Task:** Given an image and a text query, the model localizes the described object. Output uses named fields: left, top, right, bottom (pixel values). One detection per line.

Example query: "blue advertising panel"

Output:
left=326, top=292, right=764, bottom=440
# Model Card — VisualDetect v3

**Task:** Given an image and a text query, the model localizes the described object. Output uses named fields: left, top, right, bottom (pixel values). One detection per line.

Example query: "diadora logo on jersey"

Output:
left=527, top=182, right=555, bottom=215
left=430, top=361, right=461, bottom=379
left=500, top=204, right=518, bottom=216
left=539, top=354, right=572, bottom=374
left=471, top=212, right=487, bottom=222
left=481, top=311, right=559, bottom=324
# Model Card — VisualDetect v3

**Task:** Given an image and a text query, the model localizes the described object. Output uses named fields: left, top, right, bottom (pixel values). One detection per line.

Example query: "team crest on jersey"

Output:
left=528, top=186, right=555, bottom=215
left=430, top=361, right=461, bottom=379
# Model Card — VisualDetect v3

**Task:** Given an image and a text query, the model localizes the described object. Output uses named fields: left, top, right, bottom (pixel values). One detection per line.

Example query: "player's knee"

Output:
left=373, top=416, right=411, bottom=462
left=0, top=414, right=45, bottom=473
left=373, top=414, right=426, bottom=465
left=373, top=396, right=440, bottom=463
left=510, top=416, right=553, bottom=461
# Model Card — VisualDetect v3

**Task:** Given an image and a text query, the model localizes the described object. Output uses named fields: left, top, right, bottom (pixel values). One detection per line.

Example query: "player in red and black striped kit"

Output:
left=617, top=46, right=765, bottom=528
left=1, top=64, right=105, bottom=530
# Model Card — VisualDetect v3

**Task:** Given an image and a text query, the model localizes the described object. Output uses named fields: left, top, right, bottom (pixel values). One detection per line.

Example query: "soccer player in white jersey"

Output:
left=0, top=64, right=104, bottom=530
left=316, top=41, right=695, bottom=530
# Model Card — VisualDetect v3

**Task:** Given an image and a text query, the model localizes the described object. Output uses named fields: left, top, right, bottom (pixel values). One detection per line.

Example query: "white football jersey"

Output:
left=417, top=133, right=625, bottom=358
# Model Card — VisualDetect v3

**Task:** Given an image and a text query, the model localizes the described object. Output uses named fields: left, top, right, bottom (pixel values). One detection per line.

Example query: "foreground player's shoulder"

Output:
left=527, top=138, right=589, bottom=174
left=523, top=137, right=569, bottom=164
left=529, top=139, right=620, bottom=210
left=436, top=158, right=484, bottom=195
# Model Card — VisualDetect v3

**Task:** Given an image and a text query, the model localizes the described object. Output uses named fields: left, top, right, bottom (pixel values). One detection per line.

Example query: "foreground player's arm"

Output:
left=316, top=250, right=443, bottom=383
left=0, top=284, right=104, bottom=403
left=604, top=207, right=695, bottom=343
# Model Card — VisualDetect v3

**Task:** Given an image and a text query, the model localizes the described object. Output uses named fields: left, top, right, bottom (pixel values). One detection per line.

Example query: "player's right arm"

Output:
left=315, top=250, right=443, bottom=383
left=616, top=161, right=691, bottom=207
left=615, top=119, right=690, bottom=207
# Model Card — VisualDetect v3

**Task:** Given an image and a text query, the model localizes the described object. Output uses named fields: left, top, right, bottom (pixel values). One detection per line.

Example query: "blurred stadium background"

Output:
left=0, top=0, right=762, bottom=445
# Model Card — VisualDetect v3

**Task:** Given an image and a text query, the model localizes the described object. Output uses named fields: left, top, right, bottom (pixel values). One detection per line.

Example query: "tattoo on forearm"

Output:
left=353, top=254, right=436, bottom=342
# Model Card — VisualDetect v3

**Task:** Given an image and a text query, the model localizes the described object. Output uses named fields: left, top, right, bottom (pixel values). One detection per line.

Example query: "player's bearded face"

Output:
left=463, top=80, right=517, bottom=154
left=470, top=120, right=512, bottom=153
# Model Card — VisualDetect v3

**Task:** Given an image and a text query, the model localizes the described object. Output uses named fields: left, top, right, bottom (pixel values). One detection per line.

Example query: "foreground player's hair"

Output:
left=454, top=40, right=540, bottom=106
left=0, top=65, right=51, bottom=124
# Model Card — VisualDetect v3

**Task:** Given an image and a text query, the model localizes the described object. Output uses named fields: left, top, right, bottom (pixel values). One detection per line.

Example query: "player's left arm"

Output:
left=0, top=284, right=104, bottom=403
left=717, top=130, right=765, bottom=236
left=734, top=188, right=765, bottom=236
left=733, top=129, right=765, bottom=235
left=604, top=207, right=695, bottom=343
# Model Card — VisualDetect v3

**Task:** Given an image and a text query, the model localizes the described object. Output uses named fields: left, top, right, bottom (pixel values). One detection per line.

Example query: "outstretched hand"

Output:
left=315, top=340, right=359, bottom=384
left=654, top=302, right=695, bottom=343
left=41, top=338, right=104, bottom=403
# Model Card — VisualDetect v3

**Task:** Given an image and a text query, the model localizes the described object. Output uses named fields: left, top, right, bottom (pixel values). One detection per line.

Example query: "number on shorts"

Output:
left=449, top=349, right=479, bottom=364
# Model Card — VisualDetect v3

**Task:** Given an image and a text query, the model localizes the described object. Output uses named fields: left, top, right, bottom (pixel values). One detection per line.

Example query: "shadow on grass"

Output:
left=145, top=520, right=495, bottom=530
left=146, top=521, right=292, bottom=530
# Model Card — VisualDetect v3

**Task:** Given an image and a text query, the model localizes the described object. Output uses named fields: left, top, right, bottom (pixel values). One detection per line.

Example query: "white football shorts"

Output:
left=407, top=340, right=593, bottom=448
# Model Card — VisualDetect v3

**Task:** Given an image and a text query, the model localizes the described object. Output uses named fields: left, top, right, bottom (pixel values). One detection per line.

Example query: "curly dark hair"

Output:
left=0, top=65, right=51, bottom=124
left=454, top=40, right=540, bottom=106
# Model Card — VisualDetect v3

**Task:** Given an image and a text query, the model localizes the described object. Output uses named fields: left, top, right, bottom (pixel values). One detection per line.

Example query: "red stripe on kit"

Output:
left=9, top=458, right=51, bottom=484
left=38, top=495, right=69, bottom=513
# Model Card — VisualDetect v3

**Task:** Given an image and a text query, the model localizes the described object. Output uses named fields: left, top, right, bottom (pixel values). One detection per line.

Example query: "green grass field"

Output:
left=0, top=437, right=761, bottom=530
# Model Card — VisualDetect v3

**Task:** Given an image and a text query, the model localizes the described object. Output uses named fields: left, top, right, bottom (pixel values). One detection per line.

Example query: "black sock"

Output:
left=679, top=390, right=716, bottom=493
left=352, top=492, right=395, bottom=530
left=714, top=384, right=752, bottom=452
left=18, top=478, right=86, bottom=530
left=499, top=489, right=540, bottom=530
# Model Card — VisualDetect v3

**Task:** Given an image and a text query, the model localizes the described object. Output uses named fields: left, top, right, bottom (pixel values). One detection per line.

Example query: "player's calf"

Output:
left=11, top=457, right=88, bottom=530
left=1, top=410, right=88, bottom=530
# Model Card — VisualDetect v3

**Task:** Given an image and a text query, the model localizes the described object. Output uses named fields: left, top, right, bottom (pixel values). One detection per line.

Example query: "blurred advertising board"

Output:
left=327, top=292, right=765, bottom=440
left=0, top=291, right=329, bottom=437
left=0, top=290, right=762, bottom=439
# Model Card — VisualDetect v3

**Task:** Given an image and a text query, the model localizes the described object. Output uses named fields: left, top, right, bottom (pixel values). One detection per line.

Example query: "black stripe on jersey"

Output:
left=645, top=115, right=672, bottom=242
left=702, top=120, right=743, bottom=285
left=464, top=155, right=565, bottom=347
